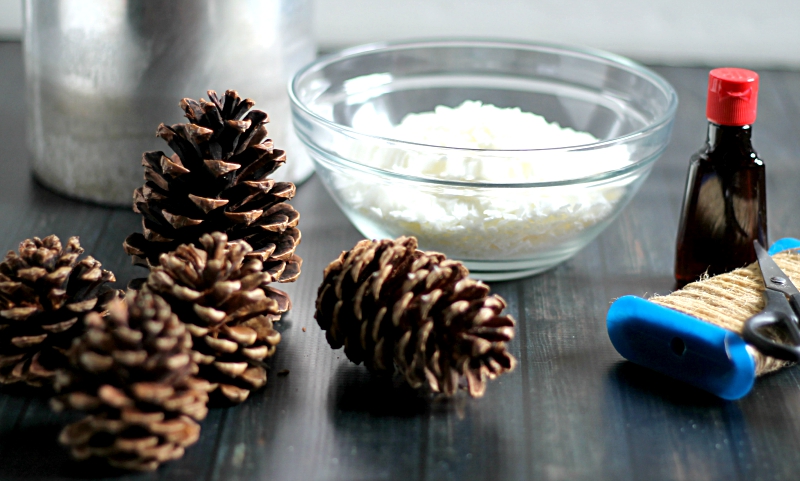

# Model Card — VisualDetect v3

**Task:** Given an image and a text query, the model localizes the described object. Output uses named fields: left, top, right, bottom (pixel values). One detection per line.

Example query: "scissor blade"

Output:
left=754, top=240, right=800, bottom=296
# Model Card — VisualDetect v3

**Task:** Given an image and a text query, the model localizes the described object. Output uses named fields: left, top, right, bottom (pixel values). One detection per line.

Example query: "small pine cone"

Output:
left=143, top=232, right=284, bottom=404
left=315, top=237, right=517, bottom=398
left=0, top=235, right=120, bottom=387
left=123, top=89, right=301, bottom=288
left=52, top=291, right=212, bottom=472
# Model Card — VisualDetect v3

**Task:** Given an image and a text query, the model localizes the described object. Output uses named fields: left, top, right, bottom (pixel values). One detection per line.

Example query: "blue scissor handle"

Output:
left=606, top=237, right=800, bottom=400
left=607, top=295, right=756, bottom=400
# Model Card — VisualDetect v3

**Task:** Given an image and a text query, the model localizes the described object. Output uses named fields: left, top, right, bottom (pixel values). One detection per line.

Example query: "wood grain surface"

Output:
left=1, top=41, right=800, bottom=481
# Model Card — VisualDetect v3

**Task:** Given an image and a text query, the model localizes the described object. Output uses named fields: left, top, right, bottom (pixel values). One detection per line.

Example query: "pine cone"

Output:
left=142, top=232, right=284, bottom=404
left=0, top=235, right=120, bottom=387
left=315, top=237, right=517, bottom=398
left=52, top=291, right=211, bottom=472
left=123, top=89, right=301, bottom=287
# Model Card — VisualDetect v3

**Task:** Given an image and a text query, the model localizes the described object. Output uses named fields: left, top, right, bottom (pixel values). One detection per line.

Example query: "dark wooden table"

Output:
left=2, top=40, right=800, bottom=481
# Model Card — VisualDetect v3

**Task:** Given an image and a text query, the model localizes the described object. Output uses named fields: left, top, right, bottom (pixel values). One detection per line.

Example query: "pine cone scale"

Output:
left=11, top=333, right=47, bottom=348
left=0, top=353, right=25, bottom=368
left=142, top=224, right=173, bottom=244
left=1, top=306, right=38, bottom=319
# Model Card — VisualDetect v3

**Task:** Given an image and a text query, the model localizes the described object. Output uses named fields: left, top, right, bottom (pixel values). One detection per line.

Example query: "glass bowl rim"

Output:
left=289, top=37, right=679, bottom=154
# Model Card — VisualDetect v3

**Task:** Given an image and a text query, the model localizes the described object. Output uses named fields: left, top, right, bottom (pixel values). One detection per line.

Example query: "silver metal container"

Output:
left=24, top=0, right=316, bottom=206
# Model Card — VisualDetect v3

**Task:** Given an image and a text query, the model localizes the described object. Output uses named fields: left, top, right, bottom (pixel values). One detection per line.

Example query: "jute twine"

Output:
left=651, top=250, right=800, bottom=376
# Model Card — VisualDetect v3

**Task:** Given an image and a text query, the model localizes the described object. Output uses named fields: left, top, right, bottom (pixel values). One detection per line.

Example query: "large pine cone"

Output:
left=143, top=232, right=285, bottom=404
left=123, top=89, right=301, bottom=287
left=52, top=291, right=212, bottom=472
left=0, top=235, right=119, bottom=387
left=315, top=237, right=517, bottom=398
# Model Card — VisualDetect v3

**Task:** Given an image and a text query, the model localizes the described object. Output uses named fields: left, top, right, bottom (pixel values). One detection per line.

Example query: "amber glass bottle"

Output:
left=674, top=68, right=766, bottom=286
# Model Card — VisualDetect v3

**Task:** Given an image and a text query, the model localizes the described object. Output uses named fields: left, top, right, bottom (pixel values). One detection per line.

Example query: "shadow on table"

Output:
left=326, top=364, right=509, bottom=481
left=606, top=361, right=727, bottom=407
left=0, top=385, right=142, bottom=480
left=0, top=381, right=49, bottom=399
left=603, top=361, right=770, bottom=479
left=329, top=364, right=432, bottom=417
left=0, top=423, right=136, bottom=480
left=30, top=175, right=129, bottom=212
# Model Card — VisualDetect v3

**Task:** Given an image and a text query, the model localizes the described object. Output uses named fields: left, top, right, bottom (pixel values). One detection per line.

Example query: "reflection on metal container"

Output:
left=24, top=0, right=316, bottom=206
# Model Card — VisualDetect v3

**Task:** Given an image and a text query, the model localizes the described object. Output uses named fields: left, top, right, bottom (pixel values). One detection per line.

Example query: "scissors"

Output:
left=742, top=240, right=800, bottom=362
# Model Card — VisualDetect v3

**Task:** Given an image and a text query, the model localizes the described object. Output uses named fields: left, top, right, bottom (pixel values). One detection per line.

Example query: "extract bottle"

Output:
left=674, top=68, right=766, bottom=286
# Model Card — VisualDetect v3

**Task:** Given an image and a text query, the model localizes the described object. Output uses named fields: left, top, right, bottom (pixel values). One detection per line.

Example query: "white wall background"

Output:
left=3, top=0, right=799, bottom=68
left=0, top=0, right=21, bottom=39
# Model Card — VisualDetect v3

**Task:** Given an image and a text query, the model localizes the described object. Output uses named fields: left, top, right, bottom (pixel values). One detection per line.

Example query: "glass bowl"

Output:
left=289, top=39, right=678, bottom=280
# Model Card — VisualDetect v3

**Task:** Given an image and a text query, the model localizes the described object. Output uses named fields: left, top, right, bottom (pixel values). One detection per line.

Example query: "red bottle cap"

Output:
left=706, top=68, right=759, bottom=126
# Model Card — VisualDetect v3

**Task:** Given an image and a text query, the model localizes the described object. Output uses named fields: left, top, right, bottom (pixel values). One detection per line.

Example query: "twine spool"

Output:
left=651, top=250, right=800, bottom=376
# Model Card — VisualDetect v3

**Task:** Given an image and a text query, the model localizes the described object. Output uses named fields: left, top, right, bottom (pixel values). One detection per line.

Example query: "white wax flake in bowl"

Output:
left=340, top=101, right=635, bottom=260
left=392, top=100, right=598, bottom=150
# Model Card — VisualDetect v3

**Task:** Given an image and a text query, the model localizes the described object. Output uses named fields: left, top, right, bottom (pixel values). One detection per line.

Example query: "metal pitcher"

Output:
left=24, top=0, right=316, bottom=206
